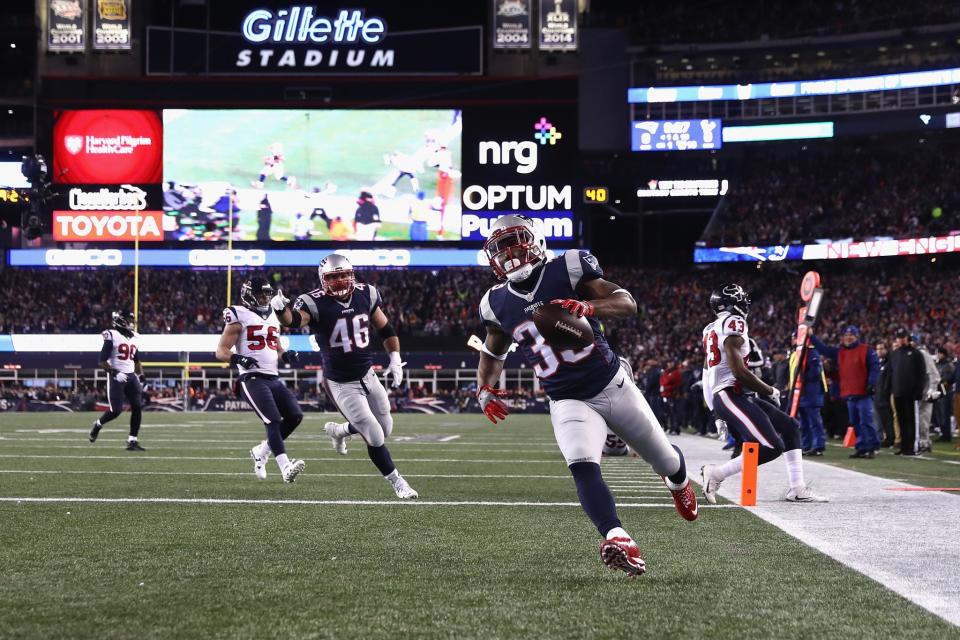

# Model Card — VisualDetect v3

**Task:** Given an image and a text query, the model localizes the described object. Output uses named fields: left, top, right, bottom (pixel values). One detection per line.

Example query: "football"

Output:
left=533, top=302, right=595, bottom=350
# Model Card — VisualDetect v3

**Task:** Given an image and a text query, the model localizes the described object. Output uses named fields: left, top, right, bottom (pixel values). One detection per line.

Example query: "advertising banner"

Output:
left=493, top=0, right=531, bottom=49
left=631, top=119, right=722, bottom=151
left=48, top=0, right=86, bottom=52
left=92, top=0, right=132, bottom=50
left=538, top=0, right=576, bottom=51
left=53, top=110, right=163, bottom=184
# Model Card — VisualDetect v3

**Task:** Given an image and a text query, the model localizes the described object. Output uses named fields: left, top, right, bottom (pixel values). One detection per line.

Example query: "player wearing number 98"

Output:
left=274, top=253, right=418, bottom=499
left=216, top=277, right=305, bottom=484
left=699, top=284, right=827, bottom=504
left=476, top=215, right=698, bottom=578
left=89, top=311, right=147, bottom=451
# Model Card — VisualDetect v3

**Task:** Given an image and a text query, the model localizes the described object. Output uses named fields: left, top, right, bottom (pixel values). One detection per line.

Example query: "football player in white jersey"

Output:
left=252, top=142, right=296, bottom=190
left=215, top=277, right=305, bottom=483
left=89, top=311, right=147, bottom=450
left=699, top=285, right=827, bottom=503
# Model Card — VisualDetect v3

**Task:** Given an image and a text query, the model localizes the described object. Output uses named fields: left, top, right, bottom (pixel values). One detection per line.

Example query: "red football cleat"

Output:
left=600, top=537, right=647, bottom=577
left=665, top=478, right=699, bottom=521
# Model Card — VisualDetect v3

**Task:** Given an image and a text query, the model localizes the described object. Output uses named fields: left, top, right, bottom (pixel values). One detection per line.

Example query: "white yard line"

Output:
left=674, top=435, right=960, bottom=628
left=0, top=496, right=738, bottom=509
left=0, top=469, right=578, bottom=479
left=0, top=454, right=565, bottom=463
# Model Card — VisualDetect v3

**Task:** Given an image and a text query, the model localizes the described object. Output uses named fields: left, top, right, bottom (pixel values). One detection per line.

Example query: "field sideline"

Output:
left=2, top=413, right=957, bottom=639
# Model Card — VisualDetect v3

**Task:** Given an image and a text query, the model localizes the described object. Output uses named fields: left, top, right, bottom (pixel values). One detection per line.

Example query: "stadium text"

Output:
left=235, top=48, right=395, bottom=68
left=241, top=8, right=386, bottom=44
left=462, top=185, right=572, bottom=210
left=478, top=140, right=538, bottom=174
left=461, top=214, right=573, bottom=239
left=68, top=186, right=147, bottom=211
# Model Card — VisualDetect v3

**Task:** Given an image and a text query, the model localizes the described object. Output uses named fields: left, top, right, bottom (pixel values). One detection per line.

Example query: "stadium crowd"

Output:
left=702, top=137, right=960, bottom=246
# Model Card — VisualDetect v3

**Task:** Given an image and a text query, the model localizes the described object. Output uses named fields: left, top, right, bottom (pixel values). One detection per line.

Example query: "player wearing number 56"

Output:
left=475, top=215, right=698, bottom=578
left=216, top=277, right=306, bottom=484
left=274, top=253, right=418, bottom=499
left=89, top=311, right=148, bottom=451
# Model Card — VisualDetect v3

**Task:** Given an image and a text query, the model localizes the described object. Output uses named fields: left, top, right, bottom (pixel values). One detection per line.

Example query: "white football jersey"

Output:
left=223, top=305, right=281, bottom=376
left=701, top=312, right=750, bottom=410
left=101, top=329, right=139, bottom=374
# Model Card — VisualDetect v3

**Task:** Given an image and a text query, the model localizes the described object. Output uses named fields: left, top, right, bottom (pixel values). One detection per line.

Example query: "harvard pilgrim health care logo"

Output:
left=65, top=135, right=83, bottom=155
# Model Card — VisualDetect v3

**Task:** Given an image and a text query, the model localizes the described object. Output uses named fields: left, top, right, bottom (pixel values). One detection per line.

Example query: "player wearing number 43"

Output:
left=476, top=214, right=698, bottom=578
left=273, top=253, right=418, bottom=499
left=216, top=277, right=306, bottom=484
left=700, top=285, right=828, bottom=504
left=89, top=311, right=147, bottom=451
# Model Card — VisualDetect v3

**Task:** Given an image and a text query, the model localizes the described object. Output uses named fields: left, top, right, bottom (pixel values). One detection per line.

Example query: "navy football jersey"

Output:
left=294, top=284, right=381, bottom=383
left=479, top=250, right=621, bottom=401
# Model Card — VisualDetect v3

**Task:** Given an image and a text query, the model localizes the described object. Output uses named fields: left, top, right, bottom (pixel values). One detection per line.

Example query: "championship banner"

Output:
left=48, top=0, right=86, bottom=52
left=93, top=0, right=132, bottom=50
left=493, top=0, right=531, bottom=50
left=538, top=0, right=576, bottom=51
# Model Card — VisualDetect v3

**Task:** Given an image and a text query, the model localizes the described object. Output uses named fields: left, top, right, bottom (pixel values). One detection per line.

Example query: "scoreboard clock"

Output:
left=583, top=186, right=608, bottom=204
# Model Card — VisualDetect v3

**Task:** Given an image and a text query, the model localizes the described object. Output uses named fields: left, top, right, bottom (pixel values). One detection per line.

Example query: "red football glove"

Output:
left=477, top=384, right=510, bottom=424
left=551, top=298, right=595, bottom=318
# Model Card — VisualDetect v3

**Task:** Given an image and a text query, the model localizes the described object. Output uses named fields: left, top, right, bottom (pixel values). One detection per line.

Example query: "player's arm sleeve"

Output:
left=808, top=334, right=838, bottom=359
left=479, top=290, right=502, bottom=329
left=99, top=338, right=113, bottom=362
left=564, top=249, right=604, bottom=290
left=222, top=307, right=240, bottom=325
left=368, top=285, right=381, bottom=315
left=293, top=294, right=319, bottom=323
left=719, top=315, right=747, bottom=339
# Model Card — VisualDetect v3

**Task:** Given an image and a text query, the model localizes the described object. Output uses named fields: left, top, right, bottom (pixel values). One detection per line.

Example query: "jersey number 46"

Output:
left=330, top=314, right=370, bottom=353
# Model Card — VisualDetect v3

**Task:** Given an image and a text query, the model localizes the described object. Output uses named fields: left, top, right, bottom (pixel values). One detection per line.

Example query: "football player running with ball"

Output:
left=699, top=285, right=827, bottom=503
left=216, top=277, right=305, bottom=483
left=476, top=215, right=698, bottom=577
left=89, top=311, right=147, bottom=451
left=272, top=253, right=418, bottom=499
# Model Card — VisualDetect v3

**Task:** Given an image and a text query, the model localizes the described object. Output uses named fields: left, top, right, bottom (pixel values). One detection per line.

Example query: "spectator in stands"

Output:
left=890, top=328, right=927, bottom=456
left=874, top=342, right=896, bottom=448
left=934, top=346, right=955, bottom=443
left=811, top=326, right=880, bottom=457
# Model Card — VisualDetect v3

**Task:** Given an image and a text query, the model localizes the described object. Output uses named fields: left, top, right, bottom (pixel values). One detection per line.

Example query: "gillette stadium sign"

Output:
left=147, top=6, right=482, bottom=75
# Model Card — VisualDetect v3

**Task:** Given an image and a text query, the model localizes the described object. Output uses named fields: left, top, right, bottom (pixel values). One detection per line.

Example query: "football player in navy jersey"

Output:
left=89, top=311, right=147, bottom=451
left=272, top=253, right=418, bottom=499
left=476, top=215, right=697, bottom=577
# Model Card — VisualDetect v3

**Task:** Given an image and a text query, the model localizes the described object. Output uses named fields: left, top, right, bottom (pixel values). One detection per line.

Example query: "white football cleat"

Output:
left=700, top=464, right=723, bottom=505
left=389, top=475, right=418, bottom=499
left=281, top=459, right=305, bottom=484
left=250, top=447, right=269, bottom=480
left=784, top=484, right=829, bottom=503
left=324, top=421, right=351, bottom=456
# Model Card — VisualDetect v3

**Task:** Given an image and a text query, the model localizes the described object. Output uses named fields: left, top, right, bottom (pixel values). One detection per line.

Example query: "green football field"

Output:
left=1, top=413, right=956, bottom=639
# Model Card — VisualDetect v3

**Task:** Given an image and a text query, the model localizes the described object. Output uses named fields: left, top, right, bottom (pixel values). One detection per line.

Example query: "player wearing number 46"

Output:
left=700, top=285, right=828, bottom=504
left=89, top=311, right=147, bottom=451
left=476, top=215, right=698, bottom=578
left=273, top=253, right=418, bottom=499
left=216, top=277, right=306, bottom=484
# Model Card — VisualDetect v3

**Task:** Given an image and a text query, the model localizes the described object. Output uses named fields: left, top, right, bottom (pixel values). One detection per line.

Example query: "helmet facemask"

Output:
left=241, top=279, right=275, bottom=315
left=322, top=269, right=355, bottom=299
left=484, top=225, right=546, bottom=282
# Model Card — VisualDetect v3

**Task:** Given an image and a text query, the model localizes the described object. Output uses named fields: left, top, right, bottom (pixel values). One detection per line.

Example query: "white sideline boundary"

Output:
left=674, top=435, right=960, bottom=628
left=0, top=497, right=738, bottom=509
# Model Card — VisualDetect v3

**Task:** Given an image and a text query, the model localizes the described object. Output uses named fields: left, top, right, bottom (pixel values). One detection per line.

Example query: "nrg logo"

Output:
left=478, top=117, right=563, bottom=175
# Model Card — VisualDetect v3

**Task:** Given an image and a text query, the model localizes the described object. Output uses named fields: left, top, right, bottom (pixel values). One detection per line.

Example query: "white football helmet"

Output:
left=319, top=253, right=355, bottom=299
left=483, top=214, right=547, bottom=282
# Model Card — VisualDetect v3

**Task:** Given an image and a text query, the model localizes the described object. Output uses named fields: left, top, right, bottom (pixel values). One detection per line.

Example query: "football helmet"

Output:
left=240, top=277, right=275, bottom=315
left=111, top=311, right=135, bottom=333
left=709, top=284, right=751, bottom=317
left=319, top=253, right=356, bottom=299
left=483, top=214, right=547, bottom=282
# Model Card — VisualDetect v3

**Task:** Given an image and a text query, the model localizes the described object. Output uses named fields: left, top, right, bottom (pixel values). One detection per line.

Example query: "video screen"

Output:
left=162, top=109, right=462, bottom=242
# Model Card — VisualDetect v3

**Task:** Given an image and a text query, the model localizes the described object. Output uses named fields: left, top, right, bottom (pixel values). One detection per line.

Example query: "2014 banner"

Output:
left=538, top=0, right=576, bottom=51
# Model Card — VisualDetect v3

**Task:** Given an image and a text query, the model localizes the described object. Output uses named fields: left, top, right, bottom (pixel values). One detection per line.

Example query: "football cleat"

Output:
left=89, top=422, right=101, bottom=443
left=664, top=478, right=699, bottom=521
left=250, top=447, right=269, bottom=480
left=324, top=421, right=351, bottom=456
left=125, top=441, right=146, bottom=451
left=281, top=459, right=306, bottom=483
left=784, top=485, right=829, bottom=503
left=600, top=537, right=646, bottom=577
left=700, top=464, right=723, bottom=505
left=390, top=476, right=418, bottom=499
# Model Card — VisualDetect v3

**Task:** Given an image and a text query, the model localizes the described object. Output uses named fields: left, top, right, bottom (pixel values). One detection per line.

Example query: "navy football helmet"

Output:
left=240, top=277, right=275, bottom=315
left=111, top=311, right=135, bottom=333
left=709, top=284, right=751, bottom=317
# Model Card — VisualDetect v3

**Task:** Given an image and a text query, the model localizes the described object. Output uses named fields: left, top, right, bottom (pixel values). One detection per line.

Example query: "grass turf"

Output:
left=1, top=412, right=956, bottom=639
